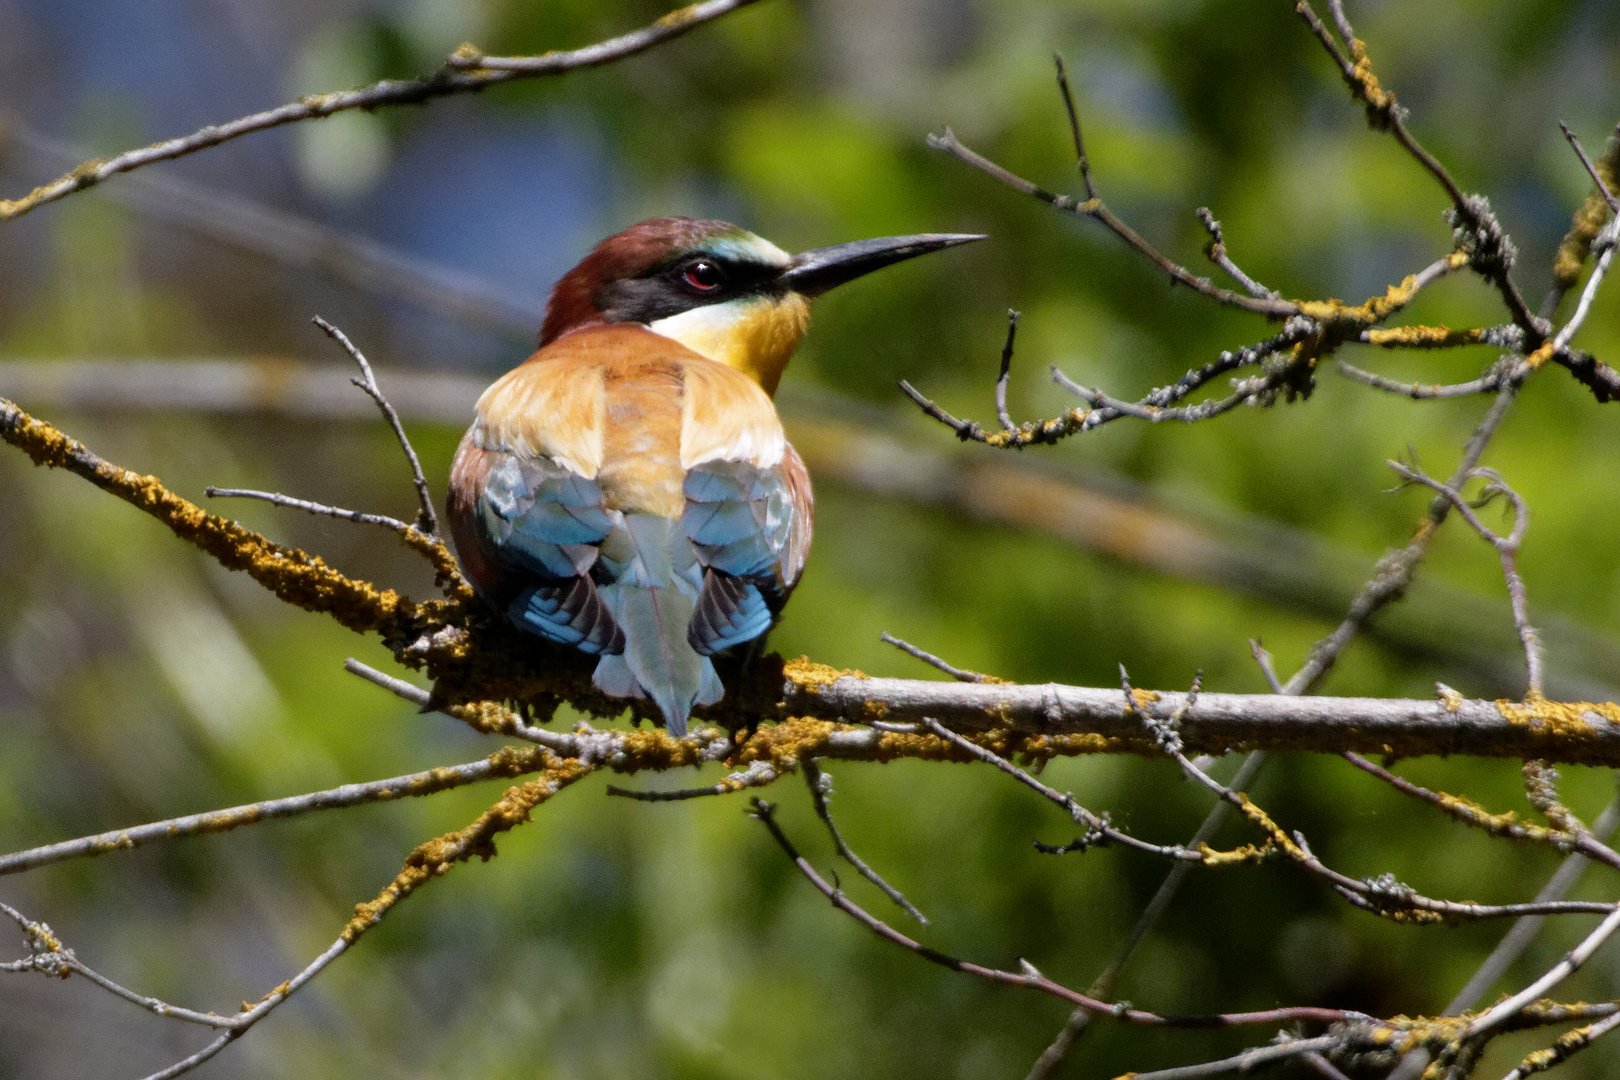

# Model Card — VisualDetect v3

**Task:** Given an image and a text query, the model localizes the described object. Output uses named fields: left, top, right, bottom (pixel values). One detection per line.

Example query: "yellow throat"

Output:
left=647, top=292, right=811, bottom=398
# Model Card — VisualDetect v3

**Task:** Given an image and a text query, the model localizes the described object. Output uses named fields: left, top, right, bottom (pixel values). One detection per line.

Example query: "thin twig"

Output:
left=343, top=658, right=593, bottom=755
left=1052, top=54, right=1096, bottom=199
left=1325, top=0, right=1357, bottom=50
left=605, top=784, right=729, bottom=801
left=205, top=486, right=414, bottom=533
left=1450, top=794, right=1620, bottom=1014
left=1386, top=793, right=1620, bottom=1080
left=0, top=0, right=762, bottom=223
left=1249, top=640, right=1284, bottom=694
left=312, top=316, right=439, bottom=535
left=1122, top=1036, right=1340, bottom=1080
left=1561, top=123, right=1620, bottom=212
left=1299, top=1050, right=1354, bottom=1080
left=1196, top=207, right=1278, bottom=299
left=927, top=127, right=1297, bottom=317
left=913, top=718, right=1195, bottom=862
left=3, top=892, right=354, bottom=1079
left=880, top=631, right=992, bottom=683
left=1386, top=462, right=1542, bottom=697
left=802, top=759, right=928, bottom=924
left=1340, top=752, right=1620, bottom=873
left=0, top=751, right=546, bottom=876
left=1292, top=1, right=1541, bottom=337
left=747, top=798, right=1351, bottom=1029
left=1498, top=1008, right=1620, bottom=1080
left=1468, top=904, right=1620, bottom=1037
left=1282, top=380, right=1522, bottom=696
left=1335, top=359, right=1505, bottom=399
left=446, top=0, right=761, bottom=70
left=996, top=309, right=1020, bottom=432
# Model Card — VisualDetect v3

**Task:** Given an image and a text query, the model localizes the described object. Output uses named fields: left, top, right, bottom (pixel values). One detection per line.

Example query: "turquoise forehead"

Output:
left=700, top=229, right=791, bottom=268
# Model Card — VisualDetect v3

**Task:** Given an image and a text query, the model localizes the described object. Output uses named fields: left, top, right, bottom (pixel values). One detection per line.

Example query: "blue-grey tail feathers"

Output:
left=589, top=514, right=724, bottom=737
left=481, top=457, right=754, bottom=735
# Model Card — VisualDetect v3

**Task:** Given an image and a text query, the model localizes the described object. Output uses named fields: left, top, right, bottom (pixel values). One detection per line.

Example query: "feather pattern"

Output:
left=449, top=323, right=812, bottom=734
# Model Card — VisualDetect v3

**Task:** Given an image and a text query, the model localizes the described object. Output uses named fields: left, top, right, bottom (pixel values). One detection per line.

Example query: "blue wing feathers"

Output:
left=471, top=450, right=804, bottom=733
left=687, top=571, right=773, bottom=655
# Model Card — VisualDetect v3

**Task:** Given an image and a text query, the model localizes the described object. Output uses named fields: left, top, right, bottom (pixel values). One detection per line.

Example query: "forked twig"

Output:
left=802, top=759, right=928, bottom=924
left=747, top=798, right=1349, bottom=1029
left=312, top=316, right=439, bottom=535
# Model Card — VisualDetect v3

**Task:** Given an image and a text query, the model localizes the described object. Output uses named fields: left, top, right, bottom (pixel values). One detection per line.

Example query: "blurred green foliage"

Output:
left=3, top=0, right=1620, bottom=1077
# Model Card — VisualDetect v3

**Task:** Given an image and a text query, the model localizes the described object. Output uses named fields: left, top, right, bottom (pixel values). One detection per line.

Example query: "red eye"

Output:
left=682, top=259, right=725, bottom=291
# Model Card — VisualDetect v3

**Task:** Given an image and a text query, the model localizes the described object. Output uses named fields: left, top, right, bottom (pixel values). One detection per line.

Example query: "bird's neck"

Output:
left=646, top=293, right=811, bottom=397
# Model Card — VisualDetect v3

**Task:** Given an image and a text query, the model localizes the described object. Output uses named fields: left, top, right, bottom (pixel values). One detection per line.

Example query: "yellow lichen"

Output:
left=784, top=656, right=864, bottom=690
left=1364, top=325, right=1485, bottom=349
left=1498, top=697, right=1620, bottom=733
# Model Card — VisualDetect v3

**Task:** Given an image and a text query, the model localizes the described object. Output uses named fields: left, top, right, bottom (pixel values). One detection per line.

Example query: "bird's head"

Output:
left=540, top=217, right=983, bottom=396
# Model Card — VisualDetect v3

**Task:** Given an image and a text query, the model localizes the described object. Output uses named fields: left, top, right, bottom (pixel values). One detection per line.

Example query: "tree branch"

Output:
left=0, top=0, right=763, bottom=223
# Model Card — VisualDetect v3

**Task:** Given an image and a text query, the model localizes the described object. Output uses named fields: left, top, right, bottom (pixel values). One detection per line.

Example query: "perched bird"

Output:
left=448, top=217, right=982, bottom=734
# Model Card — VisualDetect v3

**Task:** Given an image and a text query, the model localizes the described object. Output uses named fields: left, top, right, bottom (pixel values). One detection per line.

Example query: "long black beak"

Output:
left=778, top=233, right=985, bottom=298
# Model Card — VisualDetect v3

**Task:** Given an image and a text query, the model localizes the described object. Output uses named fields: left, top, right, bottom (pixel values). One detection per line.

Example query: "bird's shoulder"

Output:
left=474, top=323, right=786, bottom=478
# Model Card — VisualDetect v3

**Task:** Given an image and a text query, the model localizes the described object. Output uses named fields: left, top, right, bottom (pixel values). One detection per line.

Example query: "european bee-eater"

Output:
left=448, top=217, right=982, bottom=734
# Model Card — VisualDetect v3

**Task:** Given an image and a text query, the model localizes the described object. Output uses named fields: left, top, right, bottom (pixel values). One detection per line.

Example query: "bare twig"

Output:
left=1340, top=752, right=1620, bottom=873
left=1334, top=359, right=1506, bottom=399
left=1122, top=1036, right=1341, bottom=1080
left=1249, top=640, right=1284, bottom=694
left=912, top=717, right=1195, bottom=862
left=1299, top=1050, right=1355, bottom=1080
left=1325, top=0, right=1358, bottom=51
left=0, top=0, right=762, bottom=223
left=205, top=486, right=414, bottom=533
left=1196, top=207, right=1278, bottom=300
left=445, top=0, right=760, bottom=70
left=802, top=759, right=927, bottom=924
left=0, top=750, right=546, bottom=876
left=1282, top=381, right=1521, bottom=696
left=996, top=309, right=1020, bottom=432
left=747, top=798, right=1351, bottom=1029
left=1023, top=745, right=1275, bottom=1080
left=899, top=320, right=1314, bottom=448
left=880, top=631, right=993, bottom=683
left=927, top=127, right=1297, bottom=317
left=1385, top=793, right=1620, bottom=1080
left=1449, top=794, right=1620, bottom=1013
left=1561, top=123, right=1620, bottom=212
left=311, top=317, right=439, bottom=535
left=1387, top=462, right=1542, bottom=697
left=1468, top=904, right=1620, bottom=1037
left=605, top=783, right=730, bottom=800
left=4, top=893, right=352, bottom=1079
left=1052, top=54, right=1096, bottom=199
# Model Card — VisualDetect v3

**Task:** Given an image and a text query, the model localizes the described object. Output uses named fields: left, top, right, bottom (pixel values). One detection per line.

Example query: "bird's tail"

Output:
left=591, top=513, right=722, bottom=736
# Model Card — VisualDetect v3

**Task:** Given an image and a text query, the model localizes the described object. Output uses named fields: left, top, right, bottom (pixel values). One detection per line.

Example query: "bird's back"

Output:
left=449, top=324, right=811, bottom=733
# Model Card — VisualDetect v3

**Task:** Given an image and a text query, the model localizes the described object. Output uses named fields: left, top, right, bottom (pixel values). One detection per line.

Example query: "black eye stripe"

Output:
left=595, top=255, right=786, bottom=325
left=682, top=259, right=725, bottom=290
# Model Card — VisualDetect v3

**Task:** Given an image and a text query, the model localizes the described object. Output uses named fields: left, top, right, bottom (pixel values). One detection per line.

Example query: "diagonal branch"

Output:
left=0, top=748, right=549, bottom=876
left=747, top=798, right=1352, bottom=1029
left=0, top=0, right=763, bottom=223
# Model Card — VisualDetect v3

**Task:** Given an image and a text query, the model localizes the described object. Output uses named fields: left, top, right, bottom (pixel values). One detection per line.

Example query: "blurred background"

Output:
left=2, top=0, right=1620, bottom=1076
